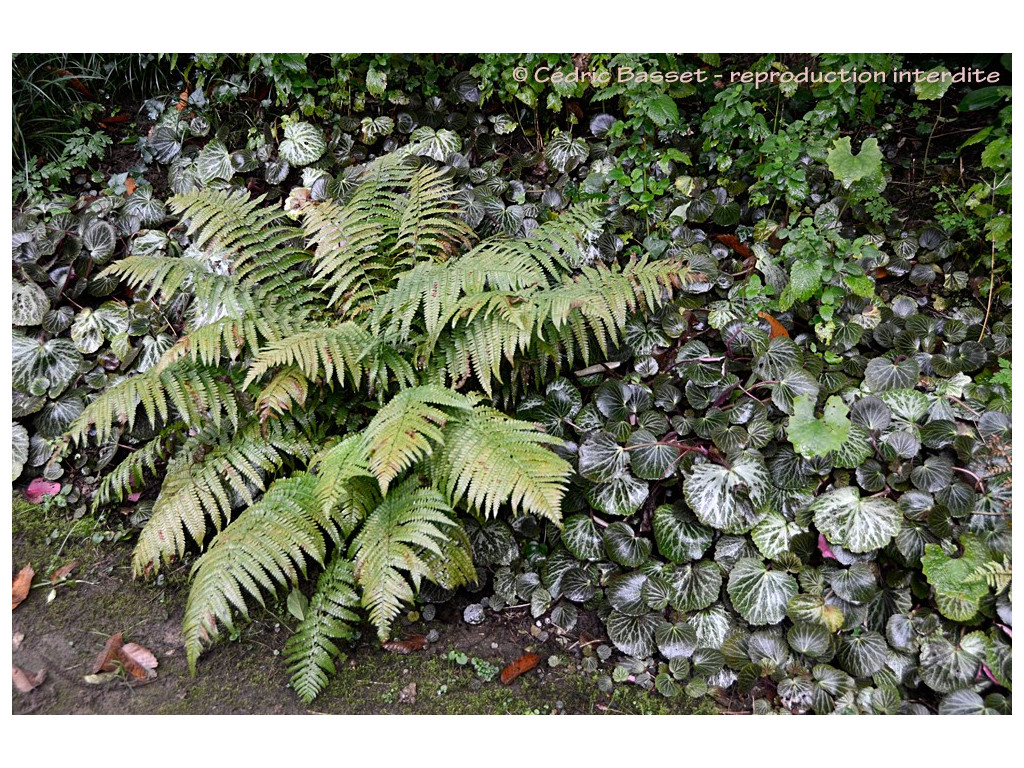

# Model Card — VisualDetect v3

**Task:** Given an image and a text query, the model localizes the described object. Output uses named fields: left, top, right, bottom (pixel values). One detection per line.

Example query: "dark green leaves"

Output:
left=726, top=558, right=798, bottom=626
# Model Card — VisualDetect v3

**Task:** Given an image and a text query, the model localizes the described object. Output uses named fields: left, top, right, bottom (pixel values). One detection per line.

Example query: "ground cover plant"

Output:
left=12, top=52, right=1012, bottom=715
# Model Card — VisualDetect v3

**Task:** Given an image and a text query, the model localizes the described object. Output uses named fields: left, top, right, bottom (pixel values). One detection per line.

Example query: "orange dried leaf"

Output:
left=12, top=665, right=46, bottom=693
left=381, top=636, right=428, bottom=654
left=124, top=177, right=137, bottom=196
left=50, top=561, right=78, bottom=583
left=500, top=653, right=541, bottom=685
left=118, top=642, right=158, bottom=679
left=92, top=631, right=125, bottom=674
left=758, top=312, right=790, bottom=339
left=176, top=90, right=189, bottom=111
left=714, top=234, right=752, bottom=259
left=12, top=564, right=34, bottom=610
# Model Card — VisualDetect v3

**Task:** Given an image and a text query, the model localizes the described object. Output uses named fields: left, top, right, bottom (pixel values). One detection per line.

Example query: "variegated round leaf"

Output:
left=586, top=473, right=649, bottom=517
left=811, top=486, right=901, bottom=553
left=683, top=454, right=770, bottom=533
left=787, top=622, right=832, bottom=659
left=664, top=560, right=722, bottom=612
left=544, top=131, right=589, bottom=173
left=13, top=421, right=29, bottom=481
left=727, top=557, right=798, bottom=626
left=606, top=611, right=661, bottom=658
left=652, top=504, right=713, bottom=562
left=13, top=281, right=50, bottom=326
left=12, top=335, right=82, bottom=396
left=627, top=429, right=679, bottom=480
left=836, top=631, right=888, bottom=677
left=82, top=219, right=117, bottom=262
left=561, top=514, right=604, bottom=561
left=606, top=571, right=649, bottom=616
left=603, top=521, right=651, bottom=567
left=578, top=431, right=629, bottom=482
left=656, top=621, right=698, bottom=659
left=280, top=121, right=326, bottom=166
left=196, top=140, right=235, bottom=183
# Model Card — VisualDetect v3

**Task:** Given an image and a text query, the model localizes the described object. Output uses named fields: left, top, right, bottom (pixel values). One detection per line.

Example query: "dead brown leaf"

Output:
left=50, top=561, right=78, bottom=583
left=92, top=631, right=125, bottom=674
left=381, top=635, right=428, bottom=654
left=119, top=642, right=158, bottom=679
left=12, top=564, right=34, bottom=610
left=92, top=632, right=158, bottom=679
left=12, top=665, right=46, bottom=693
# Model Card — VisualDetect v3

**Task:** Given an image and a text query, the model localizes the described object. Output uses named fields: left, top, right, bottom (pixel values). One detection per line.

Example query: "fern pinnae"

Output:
left=92, top=425, right=184, bottom=510
left=183, top=474, right=330, bottom=671
left=284, top=555, right=362, bottom=703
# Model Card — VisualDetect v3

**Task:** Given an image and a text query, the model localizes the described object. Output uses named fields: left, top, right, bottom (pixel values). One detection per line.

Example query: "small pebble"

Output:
left=463, top=603, right=486, bottom=625
left=490, top=642, right=499, bottom=650
left=427, top=629, right=440, bottom=643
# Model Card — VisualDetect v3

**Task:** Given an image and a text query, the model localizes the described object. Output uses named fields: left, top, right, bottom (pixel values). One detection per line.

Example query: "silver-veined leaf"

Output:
left=787, top=622, right=832, bottom=659
left=578, top=431, right=629, bottom=482
left=627, top=429, right=679, bottom=480
left=683, top=454, right=770, bottom=533
left=196, top=140, right=234, bottom=184
left=751, top=511, right=804, bottom=559
left=603, top=522, right=651, bottom=567
left=606, top=571, right=649, bottom=616
left=652, top=504, right=713, bottom=562
left=561, top=514, right=604, bottom=561
left=656, top=621, right=698, bottom=659
left=12, top=334, right=82, bottom=396
left=726, top=558, right=798, bottom=626
left=409, top=126, right=461, bottom=162
left=586, top=473, right=649, bottom=517
left=13, top=422, right=29, bottom=481
left=836, top=631, right=888, bottom=677
left=280, top=121, right=326, bottom=166
left=918, top=633, right=986, bottom=693
left=82, top=219, right=117, bottom=262
left=664, top=560, right=722, bottom=612
left=606, top=611, right=661, bottom=658
left=811, top=486, right=901, bottom=553
left=544, top=131, right=589, bottom=173
left=13, top=281, right=50, bottom=326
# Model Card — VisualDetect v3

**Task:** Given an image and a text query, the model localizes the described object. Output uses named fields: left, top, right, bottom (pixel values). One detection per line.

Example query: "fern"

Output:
left=71, top=148, right=683, bottom=696
left=132, top=417, right=313, bottom=574
left=437, top=406, right=569, bottom=524
left=284, top=555, right=362, bottom=703
left=350, top=478, right=475, bottom=639
left=182, top=474, right=330, bottom=670
left=362, top=385, right=478, bottom=493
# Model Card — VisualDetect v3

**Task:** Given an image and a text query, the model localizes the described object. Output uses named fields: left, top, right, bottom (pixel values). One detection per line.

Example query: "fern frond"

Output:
left=350, top=478, right=474, bottom=639
left=284, top=555, right=362, bottom=703
left=67, top=362, right=240, bottom=446
left=309, top=435, right=377, bottom=537
left=102, top=254, right=217, bottom=302
left=243, top=323, right=372, bottom=390
left=255, top=367, right=309, bottom=424
left=92, top=424, right=185, bottom=509
left=362, top=384, right=478, bottom=493
left=182, top=474, right=330, bottom=671
left=438, top=406, right=570, bottom=524
left=393, top=164, right=475, bottom=262
left=132, top=418, right=313, bottom=574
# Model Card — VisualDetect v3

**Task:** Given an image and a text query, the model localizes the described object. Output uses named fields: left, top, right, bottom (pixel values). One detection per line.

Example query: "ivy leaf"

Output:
left=280, top=121, right=326, bottom=166
left=826, top=137, right=883, bottom=188
left=726, top=558, right=798, bottom=626
left=787, top=395, right=850, bottom=458
left=811, top=486, right=901, bottom=553
left=683, top=454, right=770, bottom=533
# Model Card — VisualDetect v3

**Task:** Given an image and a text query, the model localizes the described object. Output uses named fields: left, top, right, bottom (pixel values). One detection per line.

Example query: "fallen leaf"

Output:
left=714, top=234, right=752, bottom=259
left=13, top=665, right=46, bottom=693
left=381, top=635, right=428, bottom=654
left=124, top=177, right=137, bottom=196
left=13, top=632, right=25, bottom=652
left=758, top=311, right=791, bottom=339
left=84, top=672, right=119, bottom=685
left=500, top=653, right=541, bottom=685
left=25, top=478, right=61, bottom=503
left=176, top=90, right=189, bottom=111
left=92, top=631, right=125, bottom=674
left=119, top=642, right=158, bottom=679
left=50, top=561, right=78, bottom=583
left=12, top=564, right=34, bottom=610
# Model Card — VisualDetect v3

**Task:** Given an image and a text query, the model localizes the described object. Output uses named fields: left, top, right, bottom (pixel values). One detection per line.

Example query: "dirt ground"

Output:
left=11, top=496, right=716, bottom=715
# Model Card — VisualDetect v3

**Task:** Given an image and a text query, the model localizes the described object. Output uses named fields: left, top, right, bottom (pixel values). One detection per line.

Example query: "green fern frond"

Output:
left=309, top=435, right=376, bottom=537
left=103, top=254, right=218, bottom=302
left=438, top=406, right=570, bottom=524
left=182, top=474, right=330, bottom=671
left=92, top=424, right=184, bottom=509
left=132, top=418, right=313, bottom=574
left=255, top=367, right=309, bottom=424
left=284, top=555, right=362, bottom=703
left=67, top=362, right=240, bottom=446
left=393, top=164, right=475, bottom=261
left=362, top=384, right=479, bottom=493
left=350, top=478, right=473, bottom=639
left=243, top=323, right=372, bottom=390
